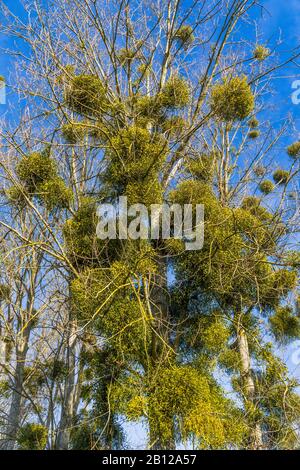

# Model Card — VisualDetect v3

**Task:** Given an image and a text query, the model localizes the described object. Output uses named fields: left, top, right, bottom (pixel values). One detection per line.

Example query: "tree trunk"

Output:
left=1, top=326, right=31, bottom=450
left=148, top=254, right=175, bottom=450
left=237, top=326, right=263, bottom=450
left=56, top=319, right=77, bottom=450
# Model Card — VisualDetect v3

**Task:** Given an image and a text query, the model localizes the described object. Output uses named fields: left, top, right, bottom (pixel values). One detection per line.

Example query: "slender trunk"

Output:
left=237, top=326, right=263, bottom=450
left=148, top=254, right=175, bottom=450
left=56, top=319, right=77, bottom=450
left=1, top=326, right=31, bottom=450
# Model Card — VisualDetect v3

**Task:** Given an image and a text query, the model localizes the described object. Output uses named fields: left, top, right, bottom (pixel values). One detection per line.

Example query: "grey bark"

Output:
left=56, top=320, right=77, bottom=450
left=0, top=325, right=31, bottom=450
left=237, top=326, right=263, bottom=450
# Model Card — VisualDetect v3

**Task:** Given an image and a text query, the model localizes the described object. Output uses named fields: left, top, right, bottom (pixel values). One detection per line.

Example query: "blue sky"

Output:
left=0, top=0, right=300, bottom=449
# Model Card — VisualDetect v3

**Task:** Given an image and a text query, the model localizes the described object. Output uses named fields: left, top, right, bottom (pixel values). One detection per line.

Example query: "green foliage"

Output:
left=118, top=48, right=141, bottom=64
left=273, top=169, right=289, bottom=185
left=259, top=180, right=274, bottom=194
left=160, top=75, right=190, bottom=109
left=71, top=243, right=157, bottom=319
left=253, top=353, right=300, bottom=448
left=249, top=117, right=259, bottom=128
left=162, top=116, right=186, bottom=137
left=37, top=177, right=73, bottom=210
left=104, top=298, right=151, bottom=359
left=248, top=130, right=260, bottom=139
left=261, top=269, right=298, bottom=309
left=186, top=154, right=215, bottom=182
left=170, top=179, right=217, bottom=207
left=3, top=1, right=300, bottom=453
left=15, top=150, right=72, bottom=210
left=88, top=120, right=110, bottom=143
left=240, top=197, right=274, bottom=224
left=0, top=284, right=10, bottom=302
left=219, top=349, right=241, bottom=373
left=137, top=63, right=151, bottom=76
left=63, top=197, right=100, bottom=264
left=105, top=126, right=167, bottom=205
left=284, top=251, right=300, bottom=269
left=253, top=45, right=270, bottom=61
left=135, top=95, right=164, bottom=121
left=269, top=306, right=300, bottom=342
left=287, top=141, right=300, bottom=159
left=211, top=75, right=255, bottom=121
left=71, top=422, right=95, bottom=450
left=0, top=379, right=10, bottom=399
left=111, top=365, right=246, bottom=448
left=6, top=185, right=28, bottom=208
left=241, top=196, right=260, bottom=210
left=62, top=121, right=87, bottom=143
left=174, top=25, right=195, bottom=46
left=16, top=150, right=57, bottom=193
left=201, top=319, right=230, bottom=353
left=65, top=74, right=108, bottom=116
left=17, top=423, right=48, bottom=450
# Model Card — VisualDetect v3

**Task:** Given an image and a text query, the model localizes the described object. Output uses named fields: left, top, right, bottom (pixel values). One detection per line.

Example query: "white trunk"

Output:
left=1, top=328, right=31, bottom=450
left=56, top=320, right=77, bottom=450
left=237, top=327, right=263, bottom=450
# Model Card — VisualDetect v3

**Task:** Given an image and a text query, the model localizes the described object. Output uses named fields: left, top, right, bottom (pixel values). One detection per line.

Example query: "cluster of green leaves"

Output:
left=110, top=365, right=246, bottom=449
left=104, top=126, right=167, bottom=205
left=17, top=423, right=48, bottom=450
left=8, top=148, right=72, bottom=210
left=210, top=75, right=254, bottom=121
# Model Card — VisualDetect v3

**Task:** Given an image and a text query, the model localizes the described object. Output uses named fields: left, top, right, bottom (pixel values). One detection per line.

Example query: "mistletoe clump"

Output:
left=16, top=150, right=72, bottom=210
left=17, top=423, right=48, bottom=450
left=63, top=197, right=100, bottom=264
left=211, top=75, right=255, bottom=122
left=62, top=121, right=87, bottom=144
left=273, top=169, right=289, bottom=185
left=65, top=74, right=109, bottom=116
left=111, top=365, right=245, bottom=449
left=16, top=150, right=57, bottom=193
left=105, top=126, right=167, bottom=205
left=287, top=141, right=300, bottom=159
left=261, top=269, right=297, bottom=310
left=174, top=25, right=195, bottom=47
left=269, top=306, right=300, bottom=343
left=248, top=130, right=260, bottom=139
left=6, top=185, right=28, bottom=208
left=186, top=154, right=215, bottom=182
left=118, top=48, right=141, bottom=65
left=241, top=196, right=260, bottom=210
left=38, top=177, right=73, bottom=210
left=135, top=95, right=164, bottom=121
left=253, top=45, right=270, bottom=61
left=240, top=196, right=273, bottom=224
left=160, top=75, right=190, bottom=109
left=137, top=63, right=151, bottom=76
left=162, top=116, right=186, bottom=137
left=253, top=165, right=266, bottom=177
left=99, top=297, right=151, bottom=360
left=259, top=180, right=274, bottom=195
left=249, top=117, right=259, bottom=128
